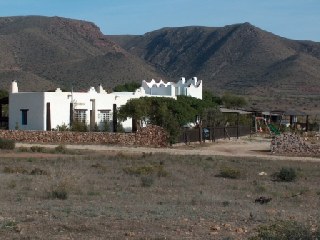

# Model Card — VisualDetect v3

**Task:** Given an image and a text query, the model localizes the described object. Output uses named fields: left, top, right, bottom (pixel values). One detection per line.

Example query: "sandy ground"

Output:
left=15, top=136, right=320, bottom=162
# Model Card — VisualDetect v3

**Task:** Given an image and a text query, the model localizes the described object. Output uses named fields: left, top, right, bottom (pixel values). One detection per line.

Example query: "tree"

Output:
left=119, top=97, right=197, bottom=143
left=0, top=89, right=8, bottom=99
left=221, top=92, right=247, bottom=109
left=119, top=91, right=222, bottom=143
left=0, top=89, right=9, bottom=117
left=118, top=97, right=151, bottom=126
left=113, top=82, right=141, bottom=92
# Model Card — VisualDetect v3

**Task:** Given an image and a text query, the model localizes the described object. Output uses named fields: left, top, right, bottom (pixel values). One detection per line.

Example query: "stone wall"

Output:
left=0, top=125, right=168, bottom=147
left=271, top=133, right=320, bottom=156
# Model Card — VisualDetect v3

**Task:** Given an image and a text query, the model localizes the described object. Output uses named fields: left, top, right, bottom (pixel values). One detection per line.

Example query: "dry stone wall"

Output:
left=271, top=133, right=320, bottom=156
left=0, top=125, right=168, bottom=147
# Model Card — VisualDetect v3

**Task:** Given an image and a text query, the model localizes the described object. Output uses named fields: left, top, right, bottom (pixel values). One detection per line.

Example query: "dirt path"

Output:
left=15, top=137, right=320, bottom=162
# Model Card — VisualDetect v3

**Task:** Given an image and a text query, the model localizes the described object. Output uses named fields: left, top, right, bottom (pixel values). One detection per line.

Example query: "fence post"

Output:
left=236, top=113, right=239, bottom=139
left=46, top=102, right=51, bottom=131
left=113, top=104, right=117, bottom=132
left=69, top=103, right=73, bottom=128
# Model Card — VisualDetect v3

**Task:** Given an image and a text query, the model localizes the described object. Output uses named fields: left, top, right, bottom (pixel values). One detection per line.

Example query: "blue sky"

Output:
left=0, top=0, right=319, bottom=41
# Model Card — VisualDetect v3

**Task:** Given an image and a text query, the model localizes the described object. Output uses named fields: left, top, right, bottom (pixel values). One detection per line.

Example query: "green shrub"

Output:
left=101, top=121, right=110, bottom=132
left=3, top=166, right=28, bottom=174
left=1, top=220, right=18, bottom=230
left=273, top=167, right=297, bottom=182
left=217, top=166, right=241, bottom=179
left=18, top=147, right=29, bottom=152
left=71, top=121, right=88, bottom=132
left=141, top=175, right=155, bottom=187
left=30, top=146, right=45, bottom=152
left=49, top=186, right=68, bottom=200
left=55, top=123, right=69, bottom=131
left=123, top=165, right=154, bottom=175
left=249, top=220, right=313, bottom=240
left=7, top=180, right=17, bottom=189
left=91, top=163, right=108, bottom=173
left=30, top=168, right=48, bottom=175
left=54, top=145, right=67, bottom=153
left=0, top=138, right=15, bottom=150
left=123, top=164, right=168, bottom=177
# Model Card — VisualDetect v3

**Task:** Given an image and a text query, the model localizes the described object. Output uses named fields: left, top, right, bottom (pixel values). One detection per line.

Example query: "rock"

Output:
left=210, top=225, right=221, bottom=232
left=270, top=133, right=320, bottom=156
left=255, top=196, right=272, bottom=204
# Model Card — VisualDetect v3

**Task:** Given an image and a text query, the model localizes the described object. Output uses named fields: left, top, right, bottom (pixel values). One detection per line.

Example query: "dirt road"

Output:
left=15, top=136, right=320, bottom=161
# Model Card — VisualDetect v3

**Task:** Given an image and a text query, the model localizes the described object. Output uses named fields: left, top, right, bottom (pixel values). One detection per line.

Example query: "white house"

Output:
left=142, top=77, right=202, bottom=99
left=9, top=77, right=202, bottom=131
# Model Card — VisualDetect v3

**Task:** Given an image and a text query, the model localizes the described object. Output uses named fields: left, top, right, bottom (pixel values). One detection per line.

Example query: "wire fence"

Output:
left=178, top=125, right=251, bottom=143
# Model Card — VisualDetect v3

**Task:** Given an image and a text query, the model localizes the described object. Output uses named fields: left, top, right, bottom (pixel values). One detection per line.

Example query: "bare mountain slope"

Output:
left=0, top=16, right=319, bottom=112
left=0, top=16, right=162, bottom=91
left=109, top=23, right=320, bottom=112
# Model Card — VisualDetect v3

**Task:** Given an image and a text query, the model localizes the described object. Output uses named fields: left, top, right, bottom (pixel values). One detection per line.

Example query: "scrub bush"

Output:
left=0, top=138, right=15, bottom=150
left=217, top=166, right=241, bottom=179
left=273, top=167, right=297, bottom=182
left=249, top=220, right=313, bottom=240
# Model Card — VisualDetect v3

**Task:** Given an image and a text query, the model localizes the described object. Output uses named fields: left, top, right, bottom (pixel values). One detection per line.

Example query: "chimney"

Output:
left=11, top=80, right=18, bottom=93
left=98, top=84, right=106, bottom=93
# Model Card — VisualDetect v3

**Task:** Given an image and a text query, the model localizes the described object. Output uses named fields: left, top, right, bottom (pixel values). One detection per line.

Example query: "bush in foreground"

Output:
left=217, top=166, right=241, bottom=179
left=273, top=167, right=297, bottom=182
left=48, top=183, right=68, bottom=200
left=0, top=138, right=15, bottom=150
left=249, top=220, right=315, bottom=240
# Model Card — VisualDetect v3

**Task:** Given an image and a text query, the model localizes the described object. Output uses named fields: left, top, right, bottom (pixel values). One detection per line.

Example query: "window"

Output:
left=98, top=110, right=112, bottom=122
left=20, top=109, right=28, bottom=125
left=74, top=109, right=87, bottom=123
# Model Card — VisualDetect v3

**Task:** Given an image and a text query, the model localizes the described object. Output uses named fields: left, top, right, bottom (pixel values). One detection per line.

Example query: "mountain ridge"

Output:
left=0, top=16, right=163, bottom=91
left=0, top=16, right=319, bottom=113
left=108, top=23, right=320, bottom=112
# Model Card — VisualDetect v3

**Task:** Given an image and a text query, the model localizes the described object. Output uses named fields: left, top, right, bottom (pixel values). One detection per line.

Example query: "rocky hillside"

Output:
left=0, top=16, right=319, bottom=113
left=109, top=24, right=320, bottom=112
left=0, top=16, right=163, bottom=91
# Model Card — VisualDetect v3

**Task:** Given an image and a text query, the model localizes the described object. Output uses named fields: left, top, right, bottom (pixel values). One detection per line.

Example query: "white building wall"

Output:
left=44, top=92, right=72, bottom=129
left=9, top=92, right=45, bottom=130
left=142, top=77, right=202, bottom=99
left=9, top=77, right=203, bottom=131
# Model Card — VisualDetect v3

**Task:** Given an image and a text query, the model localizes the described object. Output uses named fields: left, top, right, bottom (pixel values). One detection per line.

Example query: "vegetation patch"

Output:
left=54, top=145, right=67, bottom=153
left=0, top=220, right=18, bottom=231
left=3, top=166, right=28, bottom=174
left=30, top=146, right=45, bottom=152
left=17, top=147, right=29, bottom=152
left=272, top=167, right=297, bottom=182
left=0, top=138, right=15, bottom=150
left=249, top=220, right=316, bottom=240
left=216, top=166, right=241, bottom=179
left=123, top=164, right=168, bottom=177
left=49, top=186, right=68, bottom=200
left=47, top=179, right=70, bottom=200
left=30, top=167, right=48, bottom=175
left=91, top=163, right=108, bottom=173
left=140, top=175, right=155, bottom=187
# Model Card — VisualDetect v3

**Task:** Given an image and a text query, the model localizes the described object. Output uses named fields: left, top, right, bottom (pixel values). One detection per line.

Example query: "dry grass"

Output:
left=0, top=150, right=319, bottom=239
